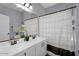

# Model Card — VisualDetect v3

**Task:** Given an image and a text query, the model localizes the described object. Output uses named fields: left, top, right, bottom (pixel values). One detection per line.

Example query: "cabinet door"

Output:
left=36, top=40, right=47, bottom=56
left=15, top=50, right=27, bottom=56
left=26, top=45, right=36, bottom=56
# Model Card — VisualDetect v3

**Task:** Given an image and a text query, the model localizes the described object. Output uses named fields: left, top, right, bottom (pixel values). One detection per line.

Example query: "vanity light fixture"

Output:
left=16, top=3, right=33, bottom=10
left=15, top=3, right=33, bottom=12
left=24, top=3, right=33, bottom=9
left=16, top=3, right=30, bottom=11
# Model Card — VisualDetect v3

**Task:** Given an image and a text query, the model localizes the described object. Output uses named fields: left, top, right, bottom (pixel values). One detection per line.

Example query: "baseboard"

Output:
left=47, top=44, right=75, bottom=56
left=47, top=51, right=59, bottom=56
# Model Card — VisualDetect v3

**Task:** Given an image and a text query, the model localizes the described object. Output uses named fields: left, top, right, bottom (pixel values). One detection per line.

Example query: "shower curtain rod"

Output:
left=24, top=6, right=76, bottom=21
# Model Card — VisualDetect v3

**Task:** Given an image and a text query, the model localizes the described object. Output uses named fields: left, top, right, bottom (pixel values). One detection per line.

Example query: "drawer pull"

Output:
left=24, top=53, right=26, bottom=56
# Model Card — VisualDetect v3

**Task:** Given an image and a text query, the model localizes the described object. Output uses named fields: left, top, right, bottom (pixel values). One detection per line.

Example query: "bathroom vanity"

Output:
left=0, top=37, right=47, bottom=56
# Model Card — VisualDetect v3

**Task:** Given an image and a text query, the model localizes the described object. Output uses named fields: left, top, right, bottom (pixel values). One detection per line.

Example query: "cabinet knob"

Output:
left=24, top=53, right=26, bottom=56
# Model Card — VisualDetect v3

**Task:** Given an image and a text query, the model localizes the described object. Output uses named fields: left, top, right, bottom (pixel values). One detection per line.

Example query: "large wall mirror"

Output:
left=0, top=14, right=10, bottom=42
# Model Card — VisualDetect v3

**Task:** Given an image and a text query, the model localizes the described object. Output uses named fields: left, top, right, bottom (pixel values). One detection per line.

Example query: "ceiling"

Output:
left=0, top=3, right=57, bottom=12
left=40, top=3, right=56, bottom=8
left=1, top=3, right=24, bottom=12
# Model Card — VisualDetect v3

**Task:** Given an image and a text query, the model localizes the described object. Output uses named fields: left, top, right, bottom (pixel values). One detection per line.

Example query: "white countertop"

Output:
left=0, top=37, right=46, bottom=56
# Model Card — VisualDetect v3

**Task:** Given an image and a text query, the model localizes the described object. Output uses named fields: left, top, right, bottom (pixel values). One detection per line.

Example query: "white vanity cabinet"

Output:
left=15, top=39, right=47, bottom=56
left=0, top=37, right=47, bottom=56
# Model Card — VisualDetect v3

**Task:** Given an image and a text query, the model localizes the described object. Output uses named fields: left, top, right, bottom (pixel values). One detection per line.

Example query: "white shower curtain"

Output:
left=39, top=9, right=74, bottom=51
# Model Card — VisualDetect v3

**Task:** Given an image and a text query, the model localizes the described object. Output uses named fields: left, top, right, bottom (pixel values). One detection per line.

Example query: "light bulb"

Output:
left=25, top=3, right=30, bottom=8
left=15, top=4, right=31, bottom=12
left=29, top=6, right=33, bottom=9
left=21, top=6, right=30, bottom=12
